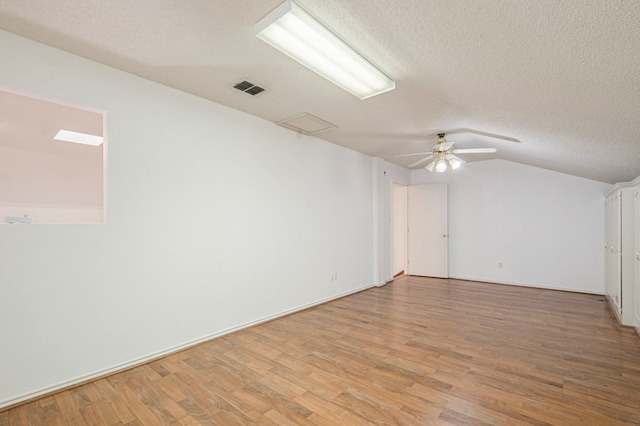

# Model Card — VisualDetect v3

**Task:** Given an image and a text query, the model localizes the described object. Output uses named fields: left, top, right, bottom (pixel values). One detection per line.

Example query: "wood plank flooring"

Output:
left=2, top=276, right=640, bottom=425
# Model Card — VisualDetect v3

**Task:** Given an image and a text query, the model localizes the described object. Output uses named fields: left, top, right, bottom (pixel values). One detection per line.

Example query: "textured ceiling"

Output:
left=1, top=0, right=639, bottom=183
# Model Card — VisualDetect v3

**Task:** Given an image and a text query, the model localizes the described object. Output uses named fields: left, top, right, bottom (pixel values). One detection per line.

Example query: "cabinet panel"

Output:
left=605, top=191, right=622, bottom=315
left=604, top=185, right=635, bottom=326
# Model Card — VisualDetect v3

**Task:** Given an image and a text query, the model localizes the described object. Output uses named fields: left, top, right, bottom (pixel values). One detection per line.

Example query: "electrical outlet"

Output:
left=498, top=262, right=503, bottom=269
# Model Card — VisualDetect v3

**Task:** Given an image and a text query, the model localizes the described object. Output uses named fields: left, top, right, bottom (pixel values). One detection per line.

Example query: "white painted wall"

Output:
left=374, top=160, right=412, bottom=284
left=0, top=31, right=375, bottom=407
left=385, top=161, right=411, bottom=186
left=372, top=158, right=386, bottom=285
left=412, top=159, right=611, bottom=293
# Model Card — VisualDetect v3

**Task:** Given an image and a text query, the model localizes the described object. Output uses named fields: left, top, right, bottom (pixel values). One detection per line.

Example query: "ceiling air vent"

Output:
left=233, top=80, right=265, bottom=96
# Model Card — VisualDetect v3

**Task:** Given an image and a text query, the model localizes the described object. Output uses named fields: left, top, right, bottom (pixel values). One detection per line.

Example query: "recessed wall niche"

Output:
left=0, top=89, right=106, bottom=224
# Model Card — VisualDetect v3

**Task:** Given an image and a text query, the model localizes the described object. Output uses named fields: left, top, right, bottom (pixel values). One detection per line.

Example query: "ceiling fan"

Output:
left=397, top=133, right=497, bottom=172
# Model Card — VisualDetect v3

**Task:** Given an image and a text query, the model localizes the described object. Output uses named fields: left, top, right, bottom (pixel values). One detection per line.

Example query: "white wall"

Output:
left=373, top=160, right=411, bottom=284
left=412, top=159, right=611, bottom=293
left=372, top=158, right=384, bottom=285
left=385, top=161, right=411, bottom=186
left=0, top=31, right=375, bottom=407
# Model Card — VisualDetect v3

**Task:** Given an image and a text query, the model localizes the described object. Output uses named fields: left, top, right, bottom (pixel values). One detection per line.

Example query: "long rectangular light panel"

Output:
left=255, top=0, right=395, bottom=100
left=54, top=129, right=103, bottom=146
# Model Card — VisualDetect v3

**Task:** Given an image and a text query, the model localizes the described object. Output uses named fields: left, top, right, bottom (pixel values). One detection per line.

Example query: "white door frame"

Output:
left=391, top=183, right=408, bottom=277
left=407, top=184, right=448, bottom=278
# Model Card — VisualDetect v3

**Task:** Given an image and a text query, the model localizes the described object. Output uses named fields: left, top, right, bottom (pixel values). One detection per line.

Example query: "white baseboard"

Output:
left=605, top=294, right=624, bottom=325
left=0, top=282, right=376, bottom=410
left=448, top=275, right=605, bottom=295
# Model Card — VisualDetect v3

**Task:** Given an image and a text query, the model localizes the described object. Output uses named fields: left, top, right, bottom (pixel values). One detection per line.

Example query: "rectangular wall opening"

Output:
left=0, top=89, right=106, bottom=224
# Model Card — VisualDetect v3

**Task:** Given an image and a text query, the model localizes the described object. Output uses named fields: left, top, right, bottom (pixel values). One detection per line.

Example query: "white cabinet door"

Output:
left=605, top=184, right=638, bottom=326
left=606, top=191, right=622, bottom=314
left=407, top=184, right=448, bottom=278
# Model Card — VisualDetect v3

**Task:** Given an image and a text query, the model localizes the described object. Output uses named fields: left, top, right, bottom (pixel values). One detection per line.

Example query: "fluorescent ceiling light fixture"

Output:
left=255, top=0, right=395, bottom=99
left=54, top=129, right=103, bottom=146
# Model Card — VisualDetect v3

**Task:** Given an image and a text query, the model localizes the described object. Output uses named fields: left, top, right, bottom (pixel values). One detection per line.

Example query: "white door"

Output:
left=605, top=191, right=622, bottom=314
left=392, top=184, right=408, bottom=277
left=407, top=184, right=448, bottom=278
left=634, top=188, right=640, bottom=327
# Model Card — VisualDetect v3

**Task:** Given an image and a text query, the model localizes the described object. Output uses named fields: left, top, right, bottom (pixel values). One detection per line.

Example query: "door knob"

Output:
left=636, top=252, right=640, bottom=261
left=442, top=233, right=448, bottom=238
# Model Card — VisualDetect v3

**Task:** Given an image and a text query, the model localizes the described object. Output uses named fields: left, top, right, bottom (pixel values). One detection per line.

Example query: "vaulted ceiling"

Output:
left=1, top=0, right=639, bottom=184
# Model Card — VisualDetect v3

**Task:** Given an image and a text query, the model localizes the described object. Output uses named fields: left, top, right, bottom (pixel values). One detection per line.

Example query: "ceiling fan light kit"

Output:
left=447, top=155, right=463, bottom=170
left=398, top=132, right=497, bottom=173
left=255, top=0, right=395, bottom=99
left=427, top=152, right=461, bottom=173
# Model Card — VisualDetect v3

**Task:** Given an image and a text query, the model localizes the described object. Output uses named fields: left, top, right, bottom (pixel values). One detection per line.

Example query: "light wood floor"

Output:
left=2, top=277, right=640, bottom=425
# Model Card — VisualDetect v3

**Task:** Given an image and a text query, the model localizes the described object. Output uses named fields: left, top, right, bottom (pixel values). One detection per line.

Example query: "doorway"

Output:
left=0, top=89, right=106, bottom=224
left=406, top=184, right=448, bottom=278
left=392, top=184, right=408, bottom=277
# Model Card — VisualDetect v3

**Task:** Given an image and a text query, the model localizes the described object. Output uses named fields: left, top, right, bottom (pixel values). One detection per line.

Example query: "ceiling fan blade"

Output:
left=452, top=148, right=497, bottom=154
left=433, top=141, right=454, bottom=152
left=396, top=151, right=432, bottom=158
left=428, top=128, right=520, bottom=143
left=454, top=128, right=520, bottom=143
left=445, top=154, right=465, bottom=163
left=407, top=155, right=434, bottom=168
left=425, top=160, right=437, bottom=172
